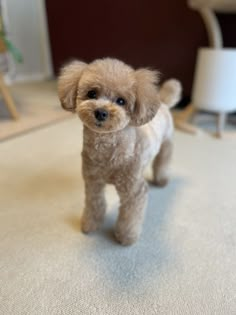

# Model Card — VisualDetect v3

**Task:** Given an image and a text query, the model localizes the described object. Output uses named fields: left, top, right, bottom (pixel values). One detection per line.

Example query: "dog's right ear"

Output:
left=58, top=61, right=87, bottom=112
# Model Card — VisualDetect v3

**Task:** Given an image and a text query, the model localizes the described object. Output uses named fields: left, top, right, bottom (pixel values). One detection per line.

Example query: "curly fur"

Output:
left=58, top=58, right=181, bottom=245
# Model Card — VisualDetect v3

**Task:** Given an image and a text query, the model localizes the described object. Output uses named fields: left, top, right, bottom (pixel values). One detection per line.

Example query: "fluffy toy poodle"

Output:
left=58, top=58, right=181, bottom=245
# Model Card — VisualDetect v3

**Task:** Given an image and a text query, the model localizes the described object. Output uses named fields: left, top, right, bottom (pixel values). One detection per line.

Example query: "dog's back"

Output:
left=139, top=79, right=182, bottom=166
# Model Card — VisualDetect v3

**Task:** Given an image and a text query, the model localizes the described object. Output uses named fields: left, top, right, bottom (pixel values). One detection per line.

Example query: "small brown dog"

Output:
left=58, top=58, right=181, bottom=245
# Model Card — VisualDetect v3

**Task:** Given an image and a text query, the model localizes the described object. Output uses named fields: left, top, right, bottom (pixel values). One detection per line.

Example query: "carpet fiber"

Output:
left=0, top=118, right=236, bottom=314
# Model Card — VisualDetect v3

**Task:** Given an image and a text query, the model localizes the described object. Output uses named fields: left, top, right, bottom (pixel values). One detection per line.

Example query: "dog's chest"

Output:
left=83, top=130, right=135, bottom=166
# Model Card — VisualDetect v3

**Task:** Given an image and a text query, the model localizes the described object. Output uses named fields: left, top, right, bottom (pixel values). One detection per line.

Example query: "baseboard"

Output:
left=4, top=73, right=53, bottom=85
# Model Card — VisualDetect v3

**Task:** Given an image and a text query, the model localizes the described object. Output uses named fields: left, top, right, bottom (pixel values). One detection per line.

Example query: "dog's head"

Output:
left=58, top=58, right=160, bottom=133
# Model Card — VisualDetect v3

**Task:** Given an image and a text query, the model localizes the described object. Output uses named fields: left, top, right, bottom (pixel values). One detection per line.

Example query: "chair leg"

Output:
left=216, top=112, right=226, bottom=138
left=174, top=103, right=201, bottom=135
left=0, top=73, right=19, bottom=120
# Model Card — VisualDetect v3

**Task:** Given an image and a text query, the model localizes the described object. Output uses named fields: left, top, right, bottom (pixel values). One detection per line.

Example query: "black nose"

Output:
left=94, top=109, right=108, bottom=121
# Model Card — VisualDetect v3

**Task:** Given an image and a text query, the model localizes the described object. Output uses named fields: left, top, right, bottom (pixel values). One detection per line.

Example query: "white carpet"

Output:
left=0, top=117, right=236, bottom=315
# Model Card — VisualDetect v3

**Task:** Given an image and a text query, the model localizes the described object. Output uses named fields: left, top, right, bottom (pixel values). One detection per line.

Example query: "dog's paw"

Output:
left=151, top=177, right=169, bottom=188
left=80, top=217, right=100, bottom=234
left=114, top=229, right=139, bottom=246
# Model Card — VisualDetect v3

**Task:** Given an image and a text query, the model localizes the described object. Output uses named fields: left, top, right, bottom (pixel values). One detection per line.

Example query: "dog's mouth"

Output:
left=92, top=120, right=118, bottom=133
left=95, top=121, right=103, bottom=128
left=80, top=117, right=111, bottom=133
left=82, top=118, right=125, bottom=134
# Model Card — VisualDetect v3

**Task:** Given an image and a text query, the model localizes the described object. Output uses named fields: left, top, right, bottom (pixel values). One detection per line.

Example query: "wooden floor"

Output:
left=0, top=80, right=71, bottom=141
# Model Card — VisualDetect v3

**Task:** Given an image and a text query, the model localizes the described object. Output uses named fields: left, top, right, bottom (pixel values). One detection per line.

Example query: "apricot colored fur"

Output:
left=58, top=58, right=181, bottom=245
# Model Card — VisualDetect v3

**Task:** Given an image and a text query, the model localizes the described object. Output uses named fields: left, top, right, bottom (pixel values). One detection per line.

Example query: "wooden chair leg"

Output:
left=0, top=73, right=19, bottom=120
left=174, top=104, right=201, bottom=135
left=216, top=112, right=226, bottom=138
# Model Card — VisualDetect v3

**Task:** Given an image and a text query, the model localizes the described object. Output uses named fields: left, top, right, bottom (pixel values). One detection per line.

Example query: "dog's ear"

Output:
left=58, top=61, right=87, bottom=112
left=130, top=68, right=161, bottom=126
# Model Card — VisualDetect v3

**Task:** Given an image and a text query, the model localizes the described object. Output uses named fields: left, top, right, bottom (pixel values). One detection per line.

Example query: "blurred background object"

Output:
left=0, top=2, right=8, bottom=74
left=0, top=0, right=71, bottom=140
left=2, top=0, right=52, bottom=82
left=0, top=0, right=20, bottom=120
left=46, top=0, right=208, bottom=97
left=175, top=0, right=236, bottom=137
left=45, top=0, right=235, bottom=99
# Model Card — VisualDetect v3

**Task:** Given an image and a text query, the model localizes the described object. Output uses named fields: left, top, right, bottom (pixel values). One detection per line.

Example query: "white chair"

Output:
left=175, top=0, right=236, bottom=137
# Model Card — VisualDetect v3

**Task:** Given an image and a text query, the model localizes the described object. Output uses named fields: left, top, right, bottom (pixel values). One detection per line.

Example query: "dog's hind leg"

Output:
left=152, top=139, right=173, bottom=187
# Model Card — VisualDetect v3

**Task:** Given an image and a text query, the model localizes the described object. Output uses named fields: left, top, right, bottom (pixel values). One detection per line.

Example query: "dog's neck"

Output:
left=82, top=125, right=136, bottom=165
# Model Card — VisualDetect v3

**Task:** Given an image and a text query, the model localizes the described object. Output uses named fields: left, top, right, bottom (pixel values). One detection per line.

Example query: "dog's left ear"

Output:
left=130, top=68, right=161, bottom=126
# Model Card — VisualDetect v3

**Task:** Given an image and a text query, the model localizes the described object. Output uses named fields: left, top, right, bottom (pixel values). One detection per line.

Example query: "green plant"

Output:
left=0, top=31, right=23, bottom=63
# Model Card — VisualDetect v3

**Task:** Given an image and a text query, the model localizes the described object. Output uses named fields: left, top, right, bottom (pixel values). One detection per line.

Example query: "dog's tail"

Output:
left=159, top=79, right=182, bottom=108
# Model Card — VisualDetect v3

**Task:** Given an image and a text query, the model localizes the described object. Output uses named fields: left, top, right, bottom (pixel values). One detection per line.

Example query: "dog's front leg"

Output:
left=81, top=180, right=106, bottom=233
left=114, top=178, right=148, bottom=245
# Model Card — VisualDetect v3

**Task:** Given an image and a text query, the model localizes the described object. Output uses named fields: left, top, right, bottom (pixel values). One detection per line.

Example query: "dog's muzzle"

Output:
left=94, top=109, right=108, bottom=122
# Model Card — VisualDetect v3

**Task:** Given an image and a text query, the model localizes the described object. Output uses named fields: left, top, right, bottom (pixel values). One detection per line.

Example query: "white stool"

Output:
left=192, top=48, right=236, bottom=135
left=175, top=0, right=236, bottom=137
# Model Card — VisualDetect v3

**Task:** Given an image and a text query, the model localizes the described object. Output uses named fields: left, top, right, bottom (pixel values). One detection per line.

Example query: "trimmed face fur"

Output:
left=58, top=58, right=161, bottom=132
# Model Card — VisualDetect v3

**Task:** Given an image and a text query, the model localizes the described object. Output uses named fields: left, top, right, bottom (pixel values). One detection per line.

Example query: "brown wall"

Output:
left=46, top=1, right=235, bottom=96
left=218, top=13, right=236, bottom=47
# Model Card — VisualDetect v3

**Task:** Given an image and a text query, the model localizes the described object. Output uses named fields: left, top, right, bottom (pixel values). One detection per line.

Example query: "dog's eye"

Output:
left=116, top=97, right=126, bottom=106
left=87, top=90, right=97, bottom=99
